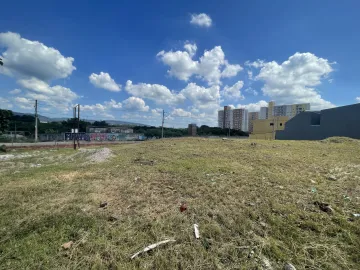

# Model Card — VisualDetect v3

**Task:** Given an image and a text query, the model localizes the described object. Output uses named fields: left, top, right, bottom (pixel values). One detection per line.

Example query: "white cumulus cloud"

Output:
left=237, top=100, right=268, bottom=112
left=356, top=97, right=360, bottom=103
left=180, top=83, right=220, bottom=105
left=18, top=77, right=78, bottom=111
left=184, top=42, right=197, bottom=57
left=9, top=89, right=22, bottom=95
left=82, top=99, right=123, bottom=119
left=0, top=32, right=76, bottom=81
left=172, top=108, right=192, bottom=117
left=123, top=97, right=149, bottom=112
left=14, top=97, right=34, bottom=109
left=255, top=52, right=335, bottom=110
left=125, top=80, right=185, bottom=105
left=157, top=44, right=242, bottom=85
left=223, top=81, right=244, bottom=99
left=89, top=72, right=121, bottom=92
left=190, top=13, right=212, bottom=27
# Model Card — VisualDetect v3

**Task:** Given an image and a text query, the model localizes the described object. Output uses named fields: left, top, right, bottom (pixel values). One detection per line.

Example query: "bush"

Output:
left=0, top=144, right=7, bottom=152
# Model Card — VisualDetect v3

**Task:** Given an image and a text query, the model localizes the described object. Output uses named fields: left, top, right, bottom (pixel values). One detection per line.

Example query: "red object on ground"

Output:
left=180, top=202, right=187, bottom=212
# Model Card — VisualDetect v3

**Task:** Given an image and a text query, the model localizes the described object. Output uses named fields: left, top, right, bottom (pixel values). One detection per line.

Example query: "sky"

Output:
left=0, top=0, right=360, bottom=127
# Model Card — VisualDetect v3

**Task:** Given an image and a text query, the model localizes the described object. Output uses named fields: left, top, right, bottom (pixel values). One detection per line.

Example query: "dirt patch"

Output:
left=321, top=137, right=359, bottom=143
left=81, top=148, right=114, bottom=163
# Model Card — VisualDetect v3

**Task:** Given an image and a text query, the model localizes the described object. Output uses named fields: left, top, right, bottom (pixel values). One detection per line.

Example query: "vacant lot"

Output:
left=0, top=138, right=359, bottom=269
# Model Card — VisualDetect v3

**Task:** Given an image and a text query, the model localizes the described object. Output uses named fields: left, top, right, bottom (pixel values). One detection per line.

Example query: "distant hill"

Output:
left=12, top=112, right=150, bottom=126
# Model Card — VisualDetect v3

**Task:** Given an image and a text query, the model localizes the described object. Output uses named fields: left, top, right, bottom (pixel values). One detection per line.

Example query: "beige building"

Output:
left=248, top=112, right=259, bottom=133
left=249, top=116, right=289, bottom=139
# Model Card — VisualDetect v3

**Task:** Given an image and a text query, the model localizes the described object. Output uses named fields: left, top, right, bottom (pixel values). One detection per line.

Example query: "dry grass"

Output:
left=0, top=138, right=359, bottom=269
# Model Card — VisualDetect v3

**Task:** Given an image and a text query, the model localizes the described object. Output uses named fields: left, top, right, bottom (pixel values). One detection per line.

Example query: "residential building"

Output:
left=248, top=112, right=259, bottom=133
left=259, top=101, right=310, bottom=120
left=276, top=103, right=360, bottom=140
left=249, top=116, right=289, bottom=140
left=259, top=107, right=268, bottom=120
left=218, top=106, right=233, bottom=129
left=188, top=123, right=197, bottom=136
left=233, top=108, right=249, bottom=131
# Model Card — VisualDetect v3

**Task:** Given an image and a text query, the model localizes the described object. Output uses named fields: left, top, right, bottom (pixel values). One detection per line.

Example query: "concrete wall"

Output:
left=276, top=103, right=360, bottom=140
left=253, top=116, right=288, bottom=134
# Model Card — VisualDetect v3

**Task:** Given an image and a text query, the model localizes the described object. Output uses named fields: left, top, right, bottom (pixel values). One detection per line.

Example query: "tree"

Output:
left=93, top=120, right=109, bottom=127
left=0, top=110, right=13, bottom=133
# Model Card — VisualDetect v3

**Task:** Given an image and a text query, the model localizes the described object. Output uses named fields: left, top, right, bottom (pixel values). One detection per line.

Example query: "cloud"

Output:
left=255, top=52, right=335, bottom=110
left=244, top=87, right=258, bottom=96
left=237, top=100, right=268, bottom=112
left=82, top=103, right=115, bottom=119
left=18, top=77, right=78, bottom=111
left=180, top=83, right=220, bottom=105
left=184, top=42, right=197, bottom=57
left=0, top=97, right=13, bottom=109
left=223, top=81, right=244, bottom=99
left=247, top=70, right=253, bottom=80
left=14, top=97, right=34, bottom=109
left=9, top=89, right=21, bottom=95
left=125, top=80, right=185, bottom=105
left=0, top=32, right=76, bottom=81
left=221, top=61, right=243, bottom=78
left=123, top=97, right=149, bottom=112
left=157, top=44, right=242, bottom=85
left=245, top=59, right=266, bottom=68
left=82, top=99, right=122, bottom=119
left=89, top=72, right=121, bottom=92
left=190, top=13, right=212, bottom=27
left=356, top=97, right=360, bottom=103
left=151, top=108, right=162, bottom=116
left=171, top=108, right=192, bottom=117
left=157, top=48, right=198, bottom=81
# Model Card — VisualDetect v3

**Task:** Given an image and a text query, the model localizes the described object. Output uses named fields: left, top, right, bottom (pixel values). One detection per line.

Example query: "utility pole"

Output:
left=77, top=104, right=80, bottom=149
left=34, top=100, right=38, bottom=142
left=73, top=106, right=77, bottom=150
left=161, top=109, right=165, bottom=139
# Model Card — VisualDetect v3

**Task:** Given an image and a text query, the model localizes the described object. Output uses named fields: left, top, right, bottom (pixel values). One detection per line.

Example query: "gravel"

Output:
left=0, top=154, right=33, bottom=161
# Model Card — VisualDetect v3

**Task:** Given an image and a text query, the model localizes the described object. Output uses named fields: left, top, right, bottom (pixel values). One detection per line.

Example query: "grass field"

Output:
left=0, top=138, right=359, bottom=269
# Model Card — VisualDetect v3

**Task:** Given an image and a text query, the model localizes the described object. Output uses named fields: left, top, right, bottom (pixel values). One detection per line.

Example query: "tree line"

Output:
left=0, top=109, right=248, bottom=138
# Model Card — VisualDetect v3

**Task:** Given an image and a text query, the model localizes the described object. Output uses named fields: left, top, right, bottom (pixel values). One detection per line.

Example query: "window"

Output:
left=280, top=123, right=283, bottom=126
left=270, top=123, right=274, bottom=126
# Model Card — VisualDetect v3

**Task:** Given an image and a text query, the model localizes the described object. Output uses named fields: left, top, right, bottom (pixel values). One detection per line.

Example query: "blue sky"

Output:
left=0, top=0, right=359, bottom=127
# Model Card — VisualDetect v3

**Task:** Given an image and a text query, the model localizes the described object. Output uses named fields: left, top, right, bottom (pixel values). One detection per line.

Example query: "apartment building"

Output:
left=259, top=101, right=310, bottom=119
left=188, top=123, right=197, bottom=136
left=218, top=106, right=233, bottom=129
left=248, top=112, right=259, bottom=133
left=233, top=109, right=249, bottom=132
